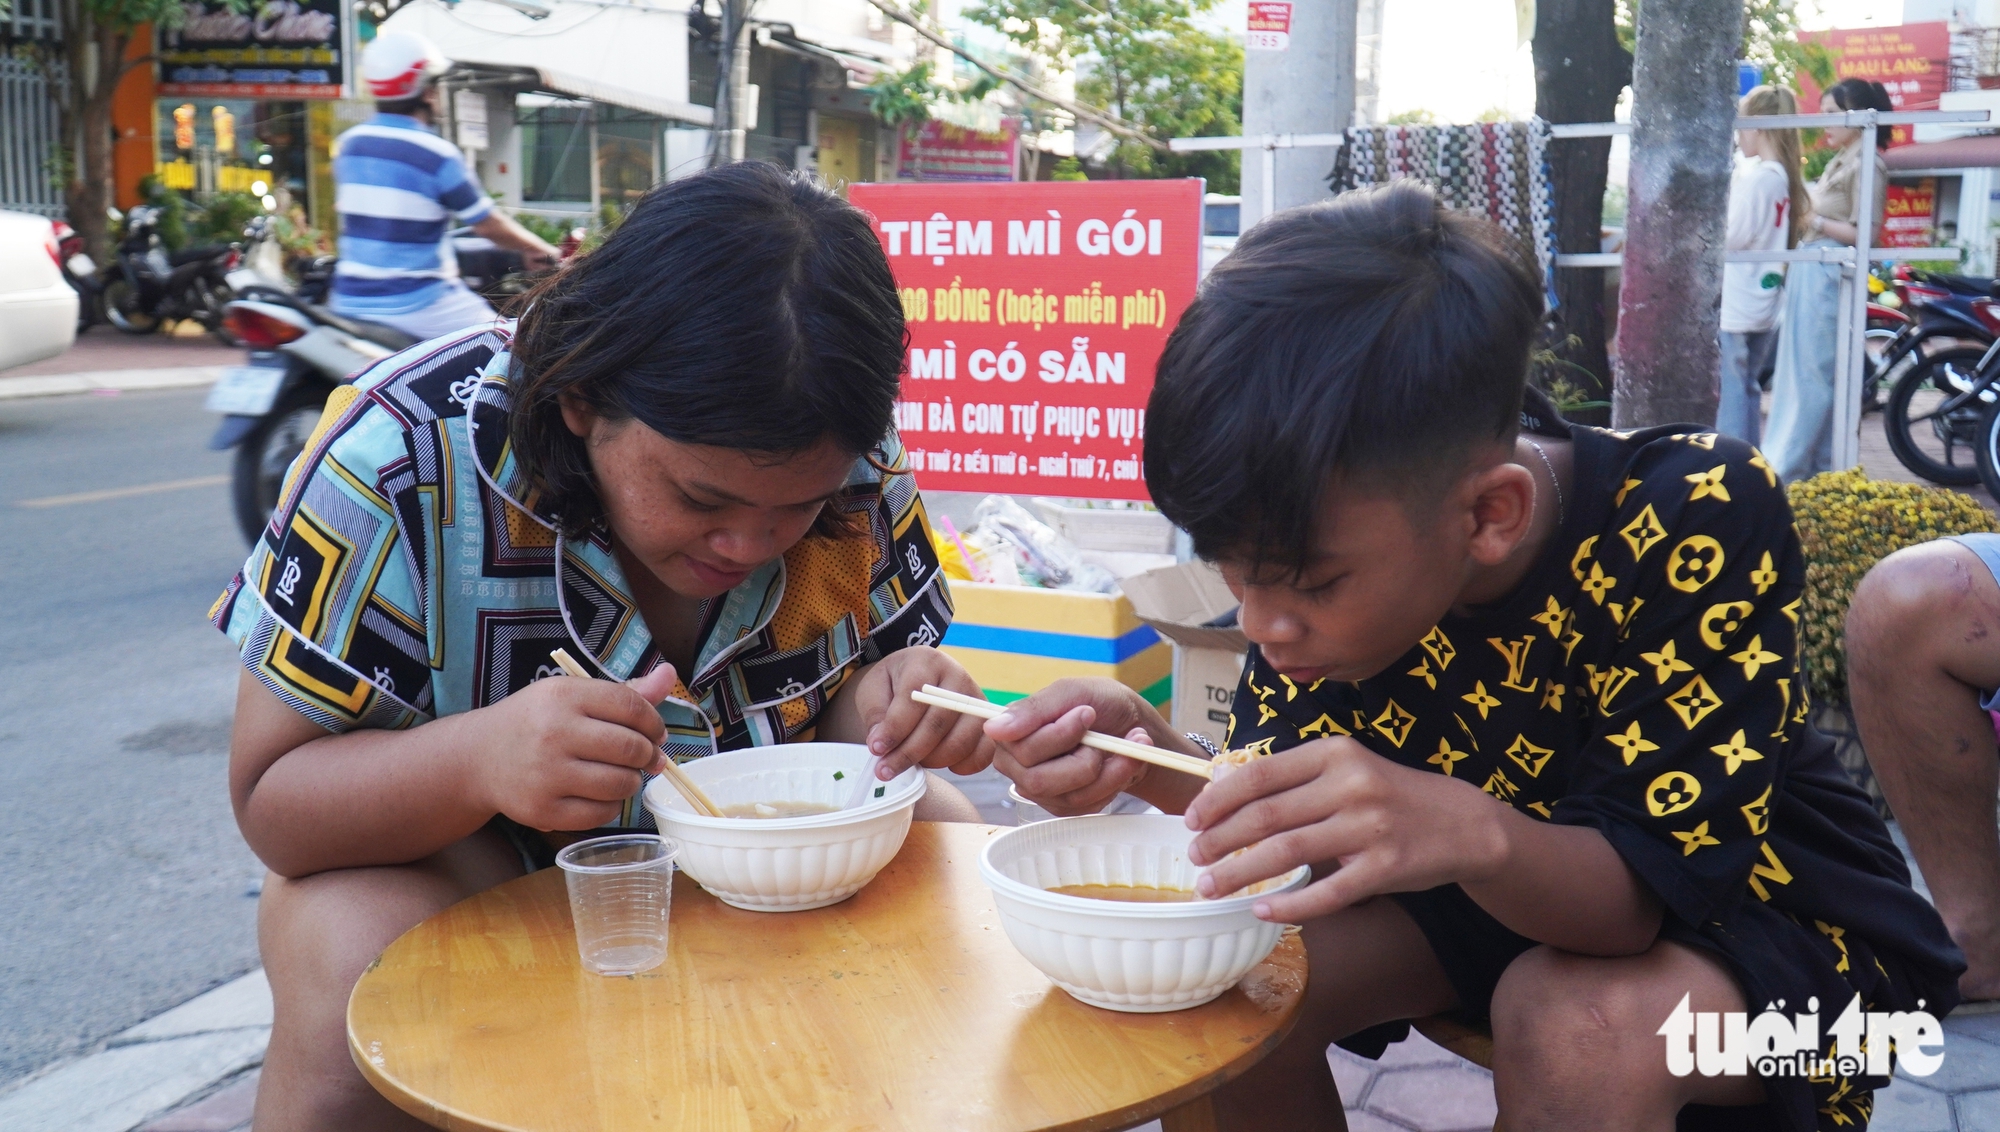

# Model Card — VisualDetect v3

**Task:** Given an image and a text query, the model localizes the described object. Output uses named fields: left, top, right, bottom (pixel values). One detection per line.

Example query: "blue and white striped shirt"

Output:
left=330, top=114, right=494, bottom=318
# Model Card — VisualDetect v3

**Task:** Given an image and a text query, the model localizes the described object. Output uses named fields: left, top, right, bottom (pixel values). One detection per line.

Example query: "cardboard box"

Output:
left=940, top=581, right=1173, bottom=711
left=1030, top=498, right=1176, bottom=554
left=1119, top=561, right=1248, bottom=748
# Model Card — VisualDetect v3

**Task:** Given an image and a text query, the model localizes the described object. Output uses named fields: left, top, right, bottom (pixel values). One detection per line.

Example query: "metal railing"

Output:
left=1167, top=132, right=1345, bottom=220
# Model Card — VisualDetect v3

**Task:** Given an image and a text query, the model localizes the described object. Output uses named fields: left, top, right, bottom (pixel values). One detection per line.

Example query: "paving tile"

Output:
left=1953, top=1087, right=2000, bottom=1131
left=115, top=972, right=270, bottom=1044
left=1364, top=1064, right=1499, bottom=1131
left=1868, top=1077, right=1954, bottom=1132
left=1373, top=1031, right=1474, bottom=1071
left=1903, top=1027, right=2000, bottom=1094
left=1327, top=1045, right=1380, bottom=1108
left=0, top=1028, right=268, bottom=1132
left=1945, top=1011, right=2000, bottom=1048
left=1344, top=1109, right=1420, bottom=1132
left=137, top=1069, right=259, bottom=1132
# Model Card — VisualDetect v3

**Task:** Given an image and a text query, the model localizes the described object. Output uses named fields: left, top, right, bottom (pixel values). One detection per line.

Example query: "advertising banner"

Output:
left=1882, top=179, right=1936, bottom=248
left=848, top=180, right=1205, bottom=502
left=897, top=120, right=1021, bottom=182
left=159, top=0, right=346, bottom=100
left=1247, top=2, right=1293, bottom=52
left=1796, top=22, right=1949, bottom=148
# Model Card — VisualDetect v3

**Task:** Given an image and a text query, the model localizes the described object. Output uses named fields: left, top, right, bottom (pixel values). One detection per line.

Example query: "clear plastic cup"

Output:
left=555, top=834, right=678, bottom=976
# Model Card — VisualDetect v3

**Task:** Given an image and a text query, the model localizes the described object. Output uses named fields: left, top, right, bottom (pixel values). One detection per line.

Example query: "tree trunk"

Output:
left=1611, top=0, right=1741, bottom=428
left=1532, top=0, right=1629, bottom=426
left=58, top=2, right=125, bottom=263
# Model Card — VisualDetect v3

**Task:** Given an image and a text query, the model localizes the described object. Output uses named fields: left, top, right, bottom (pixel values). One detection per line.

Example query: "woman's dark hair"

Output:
left=1826, top=79, right=1895, bottom=150
left=1145, top=180, right=1543, bottom=571
left=509, top=161, right=906, bottom=536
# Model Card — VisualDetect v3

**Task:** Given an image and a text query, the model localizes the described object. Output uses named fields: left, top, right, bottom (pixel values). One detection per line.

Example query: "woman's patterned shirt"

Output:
left=210, top=324, right=953, bottom=829
left=1225, top=406, right=1962, bottom=1131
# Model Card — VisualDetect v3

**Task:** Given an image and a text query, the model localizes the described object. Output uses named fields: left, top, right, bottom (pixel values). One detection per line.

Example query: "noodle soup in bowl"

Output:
left=979, top=813, right=1310, bottom=1013
left=642, top=743, right=926, bottom=912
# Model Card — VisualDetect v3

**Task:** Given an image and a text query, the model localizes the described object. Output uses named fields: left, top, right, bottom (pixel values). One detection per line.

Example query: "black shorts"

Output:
left=1335, top=883, right=1537, bottom=1059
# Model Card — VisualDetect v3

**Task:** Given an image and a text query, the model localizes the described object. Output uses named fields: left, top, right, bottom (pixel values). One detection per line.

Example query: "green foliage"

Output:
left=1801, top=138, right=1834, bottom=183
left=1601, top=183, right=1628, bottom=227
left=1786, top=471, right=1994, bottom=704
left=1386, top=108, right=1438, bottom=126
left=515, top=212, right=577, bottom=246
left=966, top=0, right=1242, bottom=191
left=1049, top=156, right=1087, bottom=181
left=198, top=192, right=264, bottom=243
left=863, top=62, right=997, bottom=128
left=1473, top=106, right=1512, bottom=124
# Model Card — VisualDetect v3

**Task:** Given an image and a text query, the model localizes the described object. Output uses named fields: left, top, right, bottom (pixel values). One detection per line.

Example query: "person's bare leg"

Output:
left=252, top=826, right=524, bottom=1132
left=914, top=771, right=981, bottom=822
left=1849, top=540, right=2000, bottom=998
left=1213, top=896, right=1459, bottom=1132
left=1490, top=941, right=1763, bottom=1132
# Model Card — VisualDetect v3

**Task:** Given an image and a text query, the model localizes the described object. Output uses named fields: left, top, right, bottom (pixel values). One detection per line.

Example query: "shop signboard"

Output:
left=1883, top=179, right=1937, bottom=248
left=848, top=180, right=1204, bottom=502
left=1246, top=2, right=1293, bottom=52
left=896, top=120, right=1020, bottom=182
left=1796, top=22, right=1949, bottom=148
left=159, top=0, right=347, bottom=100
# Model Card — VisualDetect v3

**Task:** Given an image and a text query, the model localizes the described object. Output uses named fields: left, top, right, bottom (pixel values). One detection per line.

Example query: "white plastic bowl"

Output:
left=979, top=814, right=1311, bottom=1013
left=642, top=743, right=926, bottom=912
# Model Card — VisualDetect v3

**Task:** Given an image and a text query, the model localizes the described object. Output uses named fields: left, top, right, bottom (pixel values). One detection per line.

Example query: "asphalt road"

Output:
left=0, top=388, right=263, bottom=1085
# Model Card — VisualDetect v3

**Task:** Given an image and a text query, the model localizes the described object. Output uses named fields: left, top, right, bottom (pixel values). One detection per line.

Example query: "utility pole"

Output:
left=728, top=0, right=754, bottom=162
left=1240, top=0, right=1357, bottom=228
left=1611, top=0, right=1741, bottom=428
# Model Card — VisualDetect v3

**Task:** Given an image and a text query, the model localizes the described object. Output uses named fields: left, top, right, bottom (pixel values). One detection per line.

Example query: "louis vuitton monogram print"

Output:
left=212, top=323, right=951, bottom=830
left=1222, top=415, right=1962, bottom=1132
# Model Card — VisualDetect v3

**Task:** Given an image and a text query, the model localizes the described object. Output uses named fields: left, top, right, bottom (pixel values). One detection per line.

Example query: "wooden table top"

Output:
left=348, top=822, right=1308, bottom=1132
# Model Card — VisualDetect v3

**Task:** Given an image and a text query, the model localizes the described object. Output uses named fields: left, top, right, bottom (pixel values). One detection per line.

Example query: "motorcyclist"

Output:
left=331, top=30, right=559, bottom=340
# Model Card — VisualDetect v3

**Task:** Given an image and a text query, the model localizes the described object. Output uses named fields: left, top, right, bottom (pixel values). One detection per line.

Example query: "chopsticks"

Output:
left=910, top=684, right=1214, bottom=779
left=549, top=648, right=724, bottom=818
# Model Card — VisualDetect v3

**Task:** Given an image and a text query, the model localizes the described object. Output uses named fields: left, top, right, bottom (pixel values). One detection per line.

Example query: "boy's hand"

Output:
left=1184, top=737, right=1510, bottom=922
left=850, top=647, right=995, bottom=778
left=986, top=678, right=1164, bottom=816
left=473, top=663, right=679, bottom=832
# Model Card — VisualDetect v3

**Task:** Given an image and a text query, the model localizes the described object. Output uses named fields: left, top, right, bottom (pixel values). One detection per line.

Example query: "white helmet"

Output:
left=362, top=30, right=449, bottom=101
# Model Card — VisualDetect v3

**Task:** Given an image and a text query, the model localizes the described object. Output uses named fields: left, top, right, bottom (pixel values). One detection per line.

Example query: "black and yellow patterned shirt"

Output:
left=1226, top=402, right=1961, bottom=1132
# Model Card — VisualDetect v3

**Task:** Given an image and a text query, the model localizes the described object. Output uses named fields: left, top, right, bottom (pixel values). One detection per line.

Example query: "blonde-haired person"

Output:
left=1718, top=85, right=1809, bottom=446
left=1764, top=78, right=1894, bottom=482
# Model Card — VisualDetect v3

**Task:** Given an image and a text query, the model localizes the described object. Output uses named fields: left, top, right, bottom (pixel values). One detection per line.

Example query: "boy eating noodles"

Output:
left=987, top=183, right=1961, bottom=1131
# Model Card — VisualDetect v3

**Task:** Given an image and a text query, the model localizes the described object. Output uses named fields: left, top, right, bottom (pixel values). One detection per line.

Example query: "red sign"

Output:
left=1796, top=22, right=1949, bottom=148
left=1882, top=179, right=1937, bottom=248
left=897, top=120, right=1020, bottom=182
left=848, top=181, right=1205, bottom=501
left=1247, top=2, right=1293, bottom=51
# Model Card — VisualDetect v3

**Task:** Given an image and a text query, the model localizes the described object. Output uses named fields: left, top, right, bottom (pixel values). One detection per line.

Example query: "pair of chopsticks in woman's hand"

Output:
left=910, top=684, right=1214, bottom=779
left=549, top=649, right=724, bottom=817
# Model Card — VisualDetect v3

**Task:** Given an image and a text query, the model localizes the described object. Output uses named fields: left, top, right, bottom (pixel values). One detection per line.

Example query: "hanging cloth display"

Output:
left=1328, top=118, right=1558, bottom=308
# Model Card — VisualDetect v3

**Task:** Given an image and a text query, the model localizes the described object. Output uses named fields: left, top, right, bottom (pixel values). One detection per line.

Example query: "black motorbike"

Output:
left=1880, top=272, right=2000, bottom=486
left=209, top=232, right=530, bottom=543
left=100, top=205, right=253, bottom=341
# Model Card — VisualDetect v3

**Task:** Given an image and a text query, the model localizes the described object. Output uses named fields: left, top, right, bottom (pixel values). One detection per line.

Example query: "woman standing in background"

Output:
left=1718, top=85, right=1808, bottom=447
left=1764, top=77, right=1893, bottom=482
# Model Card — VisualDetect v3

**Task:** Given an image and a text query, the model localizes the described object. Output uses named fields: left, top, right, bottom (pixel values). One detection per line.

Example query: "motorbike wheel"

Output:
left=1884, top=346, right=1989, bottom=486
left=1860, top=326, right=1902, bottom=415
left=101, top=275, right=161, bottom=335
left=232, top=391, right=327, bottom=544
left=1978, top=397, right=2000, bottom=503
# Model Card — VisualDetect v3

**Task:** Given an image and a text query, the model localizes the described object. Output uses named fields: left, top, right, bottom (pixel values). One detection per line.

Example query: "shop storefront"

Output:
left=152, top=0, right=348, bottom=220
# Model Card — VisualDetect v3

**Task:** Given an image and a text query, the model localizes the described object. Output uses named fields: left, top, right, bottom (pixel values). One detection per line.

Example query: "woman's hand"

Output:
left=985, top=678, right=1207, bottom=816
left=837, top=646, right=995, bottom=779
left=469, top=663, right=680, bottom=832
left=1184, top=736, right=1509, bottom=922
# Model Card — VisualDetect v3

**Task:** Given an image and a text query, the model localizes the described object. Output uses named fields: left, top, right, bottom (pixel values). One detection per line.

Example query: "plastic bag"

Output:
left=964, top=496, right=1116, bottom=593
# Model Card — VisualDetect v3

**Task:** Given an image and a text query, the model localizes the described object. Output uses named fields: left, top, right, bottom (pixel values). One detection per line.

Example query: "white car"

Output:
left=0, top=209, right=79, bottom=372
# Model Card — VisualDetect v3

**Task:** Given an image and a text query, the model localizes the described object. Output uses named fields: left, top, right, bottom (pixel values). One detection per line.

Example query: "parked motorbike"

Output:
left=210, top=231, right=531, bottom=543
left=1880, top=272, right=2000, bottom=486
left=49, top=219, right=103, bottom=331
left=100, top=205, right=271, bottom=342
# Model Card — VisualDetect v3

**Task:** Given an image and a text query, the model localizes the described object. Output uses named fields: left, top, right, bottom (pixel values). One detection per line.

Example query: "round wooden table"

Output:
left=348, top=822, right=1309, bottom=1132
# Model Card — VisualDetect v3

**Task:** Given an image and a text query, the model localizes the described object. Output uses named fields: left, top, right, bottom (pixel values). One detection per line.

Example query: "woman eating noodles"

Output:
left=211, top=162, right=990, bottom=1131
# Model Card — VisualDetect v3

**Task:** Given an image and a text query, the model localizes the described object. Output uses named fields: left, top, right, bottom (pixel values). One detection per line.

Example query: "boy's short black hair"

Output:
left=1144, top=180, right=1544, bottom=571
